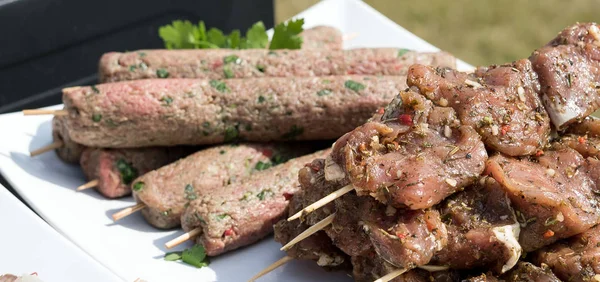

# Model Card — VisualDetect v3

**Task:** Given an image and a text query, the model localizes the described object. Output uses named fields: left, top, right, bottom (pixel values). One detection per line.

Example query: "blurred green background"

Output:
left=275, top=0, right=599, bottom=66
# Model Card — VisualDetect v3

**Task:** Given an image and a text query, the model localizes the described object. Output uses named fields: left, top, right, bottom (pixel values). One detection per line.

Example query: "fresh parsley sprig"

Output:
left=164, top=245, right=210, bottom=268
left=158, top=19, right=304, bottom=50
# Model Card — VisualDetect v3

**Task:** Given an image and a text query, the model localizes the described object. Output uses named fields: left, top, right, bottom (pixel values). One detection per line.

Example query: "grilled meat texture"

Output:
left=331, top=88, right=487, bottom=209
left=433, top=177, right=520, bottom=274
left=63, top=76, right=407, bottom=148
left=501, top=262, right=561, bottom=282
left=407, top=60, right=550, bottom=156
left=99, top=48, right=455, bottom=82
left=485, top=148, right=600, bottom=252
left=134, top=143, right=316, bottom=229
left=274, top=160, right=350, bottom=268
left=79, top=147, right=193, bottom=198
left=530, top=23, right=600, bottom=130
left=533, top=224, right=600, bottom=282
left=566, top=116, right=600, bottom=137
left=180, top=149, right=329, bottom=256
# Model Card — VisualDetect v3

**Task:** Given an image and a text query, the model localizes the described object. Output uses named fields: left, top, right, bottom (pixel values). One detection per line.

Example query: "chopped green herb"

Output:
left=255, top=161, right=272, bottom=171
left=92, top=113, right=102, bottom=122
left=344, top=80, right=366, bottom=92
left=164, top=251, right=182, bottom=261
left=544, top=217, right=559, bottom=226
left=216, top=214, right=230, bottom=220
left=138, top=52, right=147, bottom=57
left=267, top=51, right=277, bottom=56
left=91, top=85, right=100, bottom=93
left=133, top=181, right=145, bottom=192
left=481, top=116, right=493, bottom=125
left=129, top=65, right=137, bottom=72
left=203, top=121, right=210, bottom=128
left=257, top=189, right=273, bottom=200
left=223, top=67, right=234, bottom=78
left=271, top=154, right=286, bottom=165
left=210, top=80, right=229, bottom=92
left=220, top=150, right=226, bottom=155
left=184, top=184, right=197, bottom=201
left=397, top=48, right=411, bottom=57
left=566, top=73, right=572, bottom=88
left=240, top=191, right=253, bottom=201
left=223, top=55, right=240, bottom=64
left=244, top=124, right=252, bottom=131
left=182, top=245, right=210, bottom=268
left=256, top=65, right=265, bottom=72
left=224, top=126, right=239, bottom=142
left=160, top=96, right=173, bottom=106
left=282, top=125, right=304, bottom=139
left=105, top=119, right=118, bottom=128
left=157, top=68, right=170, bottom=78
left=322, top=79, right=331, bottom=84
left=317, top=89, right=332, bottom=96
left=115, top=159, right=138, bottom=184
left=257, top=95, right=266, bottom=103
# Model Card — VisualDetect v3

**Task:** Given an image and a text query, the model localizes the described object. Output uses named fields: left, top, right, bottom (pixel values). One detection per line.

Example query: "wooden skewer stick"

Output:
left=342, top=32, right=359, bottom=41
left=287, top=185, right=353, bottom=221
left=76, top=179, right=99, bottom=191
left=23, top=109, right=68, bottom=116
left=280, top=213, right=336, bottom=251
left=374, top=268, right=408, bottom=282
left=112, top=203, right=146, bottom=221
left=30, top=141, right=64, bottom=157
left=248, top=255, right=293, bottom=282
left=165, top=228, right=202, bottom=249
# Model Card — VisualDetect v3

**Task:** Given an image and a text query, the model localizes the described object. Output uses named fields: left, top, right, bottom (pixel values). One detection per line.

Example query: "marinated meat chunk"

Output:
left=134, top=143, right=315, bottom=229
left=181, top=150, right=329, bottom=256
left=351, top=251, right=460, bottom=282
left=273, top=165, right=349, bottom=269
left=567, top=117, right=600, bottom=137
left=464, top=273, right=500, bottom=282
left=485, top=148, right=600, bottom=252
left=501, top=262, right=561, bottom=282
left=533, top=224, right=600, bottom=282
left=331, top=89, right=487, bottom=209
left=433, top=177, right=521, bottom=274
left=296, top=158, right=348, bottom=226
left=326, top=193, right=373, bottom=257
left=558, top=134, right=600, bottom=158
left=530, top=23, right=600, bottom=129
left=407, top=60, right=550, bottom=156
left=363, top=206, right=447, bottom=269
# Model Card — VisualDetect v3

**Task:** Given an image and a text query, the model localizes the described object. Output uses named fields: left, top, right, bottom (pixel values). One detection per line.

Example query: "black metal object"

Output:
left=0, top=0, right=274, bottom=193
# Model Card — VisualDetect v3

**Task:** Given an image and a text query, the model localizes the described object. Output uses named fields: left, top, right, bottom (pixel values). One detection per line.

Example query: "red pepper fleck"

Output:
left=30, top=273, right=38, bottom=276
left=543, top=230, right=555, bottom=238
left=211, top=60, right=223, bottom=69
left=260, top=148, right=273, bottom=158
left=578, top=136, right=587, bottom=144
left=223, top=228, right=234, bottom=237
left=398, top=114, right=413, bottom=126
left=535, top=150, right=544, bottom=157
left=377, top=107, right=385, bottom=114
left=283, top=192, right=293, bottom=201
left=395, top=232, right=406, bottom=239
left=501, top=125, right=510, bottom=135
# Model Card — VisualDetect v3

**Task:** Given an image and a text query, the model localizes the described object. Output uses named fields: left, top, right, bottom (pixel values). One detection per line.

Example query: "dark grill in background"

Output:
left=0, top=0, right=274, bottom=195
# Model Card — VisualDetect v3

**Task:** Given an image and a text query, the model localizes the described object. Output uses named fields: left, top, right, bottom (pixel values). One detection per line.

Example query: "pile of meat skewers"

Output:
left=264, top=23, right=600, bottom=282
left=24, top=25, right=462, bottom=270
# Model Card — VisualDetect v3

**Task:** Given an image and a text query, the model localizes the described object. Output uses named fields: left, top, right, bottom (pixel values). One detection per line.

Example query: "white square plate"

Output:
left=0, top=0, right=472, bottom=281
left=0, top=184, right=122, bottom=282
